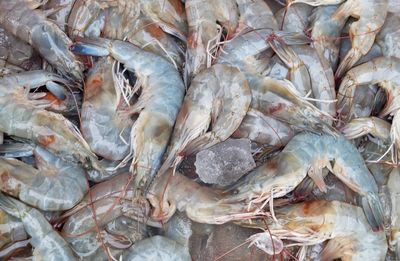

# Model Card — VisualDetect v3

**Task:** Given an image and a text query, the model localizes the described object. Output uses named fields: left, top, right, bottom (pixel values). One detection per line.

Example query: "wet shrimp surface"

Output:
left=0, top=0, right=398, bottom=260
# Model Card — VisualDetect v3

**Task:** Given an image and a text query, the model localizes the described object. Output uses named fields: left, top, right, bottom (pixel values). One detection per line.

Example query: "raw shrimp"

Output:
left=337, top=57, right=400, bottom=149
left=309, top=5, right=346, bottom=70
left=222, top=132, right=384, bottom=231
left=140, top=0, right=188, bottom=40
left=232, top=108, right=294, bottom=149
left=81, top=57, right=133, bottom=161
left=0, top=89, right=101, bottom=171
left=184, top=0, right=239, bottom=82
left=68, top=0, right=185, bottom=67
left=121, top=236, right=191, bottom=261
left=0, top=0, right=83, bottom=81
left=0, top=209, right=27, bottom=249
left=156, top=64, right=251, bottom=178
left=247, top=201, right=387, bottom=260
left=62, top=173, right=159, bottom=258
left=332, top=0, right=388, bottom=78
left=0, top=193, right=77, bottom=261
left=0, top=146, right=87, bottom=211
left=341, top=117, right=391, bottom=142
left=0, top=27, right=41, bottom=71
left=248, top=76, right=336, bottom=135
left=293, top=45, right=336, bottom=119
left=72, top=38, right=185, bottom=192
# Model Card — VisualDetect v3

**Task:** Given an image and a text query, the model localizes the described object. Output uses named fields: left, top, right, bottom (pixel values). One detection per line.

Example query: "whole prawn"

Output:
left=72, top=38, right=185, bottom=193
left=244, top=201, right=387, bottom=260
left=332, top=0, right=388, bottom=78
left=0, top=146, right=87, bottom=211
left=0, top=0, right=83, bottom=81
left=156, top=64, right=251, bottom=178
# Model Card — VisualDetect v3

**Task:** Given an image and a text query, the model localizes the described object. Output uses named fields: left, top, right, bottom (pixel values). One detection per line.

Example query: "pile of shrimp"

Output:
left=0, top=0, right=399, bottom=260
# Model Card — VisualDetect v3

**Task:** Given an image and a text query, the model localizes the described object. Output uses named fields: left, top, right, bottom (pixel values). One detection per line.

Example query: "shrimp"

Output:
left=309, top=5, right=346, bottom=70
left=0, top=89, right=101, bottom=171
left=156, top=64, right=251, bottom=178
left=247, top=201, right=387, bottom=260
left=332, top=0, right=388, bottom=78
left=293, top=45, right=336, bottom=119
left=122, top=236, right=191, bottom=261
left=222, top=132, right=384, bottom=231
left=0, top=209, right=27, bottom=249
left=341, top=117, right=391, bottom=142
left=0, top=0, right=83, bottom=81
left=248, top=76, right=336, bottom=135
left=0, top=193, right=77, bottom=261
left=81, top=57, right=133, bottom=161
left=337, top=57, right=400, bottom=150
left=62, top=173, right=159, bottom=258
left=184, top=0, right=239, bottom=82
left=231, top=108, right=294, bottom=149
left=0, top=146, right=87, bottom=211
left=68, top=0, right=184, bottom=67
left=0, top=26, right=41, bottom=71
left=139, top=0, right=188, bottom=40
left=72, top=38, right=185, bottom=192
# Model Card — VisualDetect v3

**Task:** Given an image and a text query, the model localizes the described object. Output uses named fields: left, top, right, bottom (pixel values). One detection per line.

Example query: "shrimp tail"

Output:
left=361, top=192, right=384, bottom=231
left=0, top=193, right=25, bottom=218
left=268, top=35, right=301, bottom=67
left=274, top=31, right=311, bottom=45
left=321, top=237, right=354, bottom=260
left=335, top=48, right=362, bottom=79
left=71, top=39, right=111, bottom=57
left=180, top=132, right=218, bottom=156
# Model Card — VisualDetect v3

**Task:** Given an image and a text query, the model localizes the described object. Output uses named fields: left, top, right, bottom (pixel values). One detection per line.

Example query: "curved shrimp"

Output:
left=72, top=38, right=185, bottom=192
left=332, top=0, right=388, bottom=78
left=0, top=0, right=83, bottom=81
left=0, top=193, right=77, bottom=261
left=68, top=0, right=184, bottom=67
left=62, top=174, right=159, bottom=258
left=156, top=64, right=251, bottom=178
left=81, top=57, right=133, bottom=161
left=0, top=89, right=101, bottom=171
left=232, top=108, right=294, bottom=149
left=222, top=132, right=384, bottom=231
left=184, top=0, right=240, bottom=82
left=247, top=201, right=387, bottom=260
left=0, top=147, right=87, bottom=211
left=337, top=57, right=400, bottom=148
left=140, top=0, right=188, bottom=40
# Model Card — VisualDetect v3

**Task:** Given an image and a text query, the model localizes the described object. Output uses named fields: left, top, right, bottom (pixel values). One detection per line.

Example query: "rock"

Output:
left=194, top=138, right=255, bottom=186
